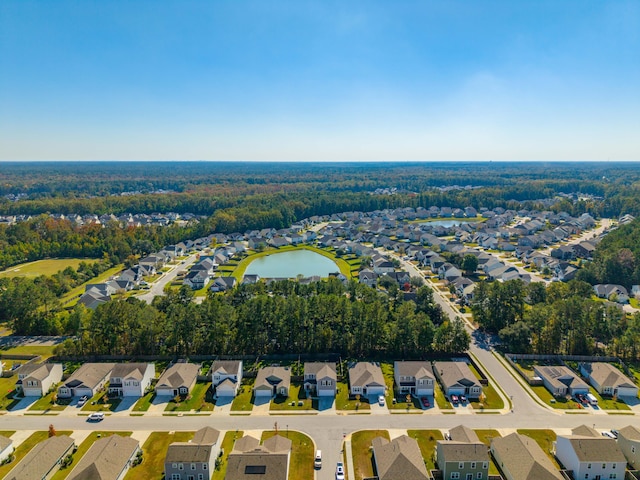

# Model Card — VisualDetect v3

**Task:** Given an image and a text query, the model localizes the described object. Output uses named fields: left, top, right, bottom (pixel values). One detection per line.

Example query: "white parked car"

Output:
left=77, top=395, right=88, bottom=407
left=335, top=462, right=345, bottom=480
left=378, top=395, right=385, bottom=406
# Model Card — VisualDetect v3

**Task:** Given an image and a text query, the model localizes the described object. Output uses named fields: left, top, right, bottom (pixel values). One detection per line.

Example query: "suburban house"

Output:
left=371, top=435, right=429, bottom=480
left=533, top=365, right=590, bottom=398
left=15, top=363, right=63, bottom=397
left=165, top=427, right=221, bottom=480
left=225, top=434, right=291, bottom=480
left=578, top=362, right=639, bottom=398
left=183, top=270, right=212, bottom=290
left=555, top=426, right=626, bottom=480
left=394, top=361, right=435, bottom=397
left=436, top=426, right=489, bottom=480
left=108, top=363, right=155, bottom=397
left=253, top=366, right=291, bottom=398
left=433, top=361, right=482, bottom=399
left=210, top=360, right=243, bottom=397
left=593, top=284, right=630, bottom=303
left=209, top=276, right=237, bottom=292
left=57, top=363, right=115, bottom=398
left=68, top=434, right=140, bottom=480
left=348, top=362, right=385, bottom=398
left=617, top=425, right=640, bottom=469
left=303, top=362, right=337, bottom=397
left=490, top=433, right=563, bottom=480
left=6, top=435, right=75, bottom=480
left=156, top=363, right=200, bottom=397
left=0, top=435, right=14, bottom=464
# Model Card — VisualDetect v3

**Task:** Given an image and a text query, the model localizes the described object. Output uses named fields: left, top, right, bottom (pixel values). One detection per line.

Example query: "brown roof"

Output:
left=211, top=361, right=242, bottom=376
left=7, top=435, right=75, bottom=480
left=304, top=362, right=337, bottom=379
left=491, top=433, right=563, bottom=480
left=254, top=366, right=291, bottom=392
left=109, top=363, right=151, bottom=381
left=63, top=363, right=115, bottom=390
left=571, top=425, right=600, bottom=437
left=68, top=434, right=139, bottom=480
left=619, top=425, right=640, bottom=441
left=349, top=362, right=385, bottom=388
left=225, top=435, right=291, bottom=480
left=157, top=363, right=200, bottom=389
left=580, top=362, right=636, bottom=389
left=18, top=363, right=59, bottom=381
left=563, top=437, right=626, bottom=462
left=0, top=435, right=12, bottom=452
left=166, top=427, right=221, bottom=463
left=449, top=425, right=480, bottom=443
left=438, top=442, right=488, bottom=463
left=394, top=361, right=434, bottom=380
left=433, top=361, right=481, bottom=390
left=371, top=435, right=429, bottom=480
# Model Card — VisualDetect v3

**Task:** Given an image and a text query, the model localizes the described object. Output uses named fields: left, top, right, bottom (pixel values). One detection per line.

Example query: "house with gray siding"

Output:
left=165, top=427, right=220, bottom=480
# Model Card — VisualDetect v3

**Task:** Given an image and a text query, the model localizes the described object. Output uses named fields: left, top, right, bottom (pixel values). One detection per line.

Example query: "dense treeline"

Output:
left=472, top=279, right=640, bottom=360
left=54, top=281, right=470, bottom=358
left=0, top=260, right=114, bottom=335
left=576, top=218, right=640, bottom=289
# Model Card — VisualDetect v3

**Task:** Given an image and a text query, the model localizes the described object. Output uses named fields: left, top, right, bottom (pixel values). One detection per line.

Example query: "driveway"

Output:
left=213, top=395, right=234, bottom=414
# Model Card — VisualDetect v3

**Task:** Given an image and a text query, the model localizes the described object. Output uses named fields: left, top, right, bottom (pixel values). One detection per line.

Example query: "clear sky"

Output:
left=0, top=0, right=639, bottom=161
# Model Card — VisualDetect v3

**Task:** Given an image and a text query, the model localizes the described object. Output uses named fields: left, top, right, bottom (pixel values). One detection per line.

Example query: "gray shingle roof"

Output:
left=157, top=363, right=200, bottom=389
left=68, top=434, right=139, bottom=480
left=349, top=362, right=385, bottom=388
left=491, top=433, right=563, bottom=480
left=63, top=363, right=115, bottom=390
left=371, top=435, right=429, bottom=480
left=7, top=435, right=75, bottom=480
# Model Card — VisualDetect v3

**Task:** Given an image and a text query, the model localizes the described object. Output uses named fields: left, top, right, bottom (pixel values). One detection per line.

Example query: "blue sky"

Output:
left=1, top=0, right=638, bottom=161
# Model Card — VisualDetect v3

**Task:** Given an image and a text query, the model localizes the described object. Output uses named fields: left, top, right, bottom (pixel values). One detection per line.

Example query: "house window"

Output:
left=171, top=474, right=181, bottom=480
left=588, top=464, right=591, bottom=469
left=609, top=474, right=616, bottom=479
left=471, top=462, right=476, bottom=469
left=477, top=474, right=483, bottom=479
left=585, top=475, right=588, bottom=479
left=187, top=476, right=194, bottom=480
left=202, top=464, right=208, bottom=470
left=459, top=462, right=464, bottom=469
left=483, top=462, right=488, bottom=470
left=602, top=464, right=606, bottom=469
left=179, top=463, right=184, bottom=470
left=451, top=473, right=460, bottom=480
left=632, top=447, right=636, bottom=454
left=172, top=463, right=177, bottom=469
left=191, top=463, right=196, bottom=470
left=198, top=475, right=204, bottom=480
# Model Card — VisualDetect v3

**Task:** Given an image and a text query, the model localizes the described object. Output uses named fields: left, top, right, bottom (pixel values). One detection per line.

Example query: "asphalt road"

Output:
left=138, top=253, right=200, bottom=304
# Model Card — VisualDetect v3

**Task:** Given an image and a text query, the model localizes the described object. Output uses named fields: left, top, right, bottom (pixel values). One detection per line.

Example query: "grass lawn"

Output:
left=531, top=386, right=586, bottom=410
left=467, top=362, right=504, bottom=410
left=270, top=384, right=313, bottom=411
left=164, top=383, right=214, bottom=412
left=351, top=430, right=389, bottom=480
left=231, top=379, right=255, bottom=412
left=0, top=258, right=95, bottom=279
left=52, top=431, right=133, bottom=480
left=588, top=388, right=631, bottom=411
left=262, top=430, right=314, bottom=480
left=60, top=264, right=123, bottom=306
left=28, top=390, right=69, bottom=412
left=434, top=383, right=453, bottom=409
left=475, top=430, right=501, bottom=476
left=0, top=431, right=73, bottom=479
left=212, top=431, right=244, bottom=480
left=407, top=430, right=443, bottom=471
left=336, top=381, right=370, bottom=411
left=125, top=431, right=194, bottom=480
left=517, top=429, right=560, bottom=469
left=0, top=344, right=57, bottom=361
left=132, top=392, right=155, bottom=412
left=82, top=390, right=122, bottom=412
left=0, top=376, right=21, bottom=410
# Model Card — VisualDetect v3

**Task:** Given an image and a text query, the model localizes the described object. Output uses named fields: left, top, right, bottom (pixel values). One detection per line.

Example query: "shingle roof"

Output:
left=157, top=363, right=200, bottom=389
left=491, top=433, right=563, bottom=480
left=304, top=362, right=337, bottom=379
left=0, top=435, right=12, bottom=452
left=619, top=425, right=640, bottom=441
left=580, top=362, right=636, bottom=389
left=449, top=425, right=480, bottom=443
left=433, top=361, right=481, bottom=390
left=438, top=442, right=488, bottom=463
left=349, top=362, right=385, bottom=388
left=20, top=363, right=59, bottom=381
left=7, top=435, right=75, bottom=480
left=109, top=363, right=150, bottom=382
left=210, top=361, right=242, bottom=376
left=165, top=427, right=220, bottom=463
left=63, top=363, right=115, bottom=390
left=371, top=435, right=429, bottom=480
left=563, top=437, right=626, bottom=462
left=533, top=365, right=589, bottom=391
left=226, top=435, right=291, bottom=480
left=68, top=435, right=139, bottom=480
left=254, top=367, right=291, bottom=391
left=394, top=361, right=434, bottom=380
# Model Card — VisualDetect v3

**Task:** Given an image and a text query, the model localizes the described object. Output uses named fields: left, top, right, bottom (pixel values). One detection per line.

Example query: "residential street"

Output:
left=138, top=252, right=200, bottom=304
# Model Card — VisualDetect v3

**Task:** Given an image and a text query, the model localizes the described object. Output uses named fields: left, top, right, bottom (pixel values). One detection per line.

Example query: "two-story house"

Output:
left=348, top=362, right=385, bottom=398
left=210, top=361, right=243, bottom=398
left=108, top=363, right=155, bottom=397
left=555, top=426, right=626, bottom=480
left=253, top=366, right=291, bottom=398
left=303, top=362, right=337, bottom=397
left=436, top=426, right=489, bottom=480
left=617, top=425, right=640, bottom=470
left=15, top=363, right=63, bottom=397
left=394, top=361, right=434, bottom=397
left=165, top=427, right=220, bottom=480
left=372, top=435, right=429, bottom=480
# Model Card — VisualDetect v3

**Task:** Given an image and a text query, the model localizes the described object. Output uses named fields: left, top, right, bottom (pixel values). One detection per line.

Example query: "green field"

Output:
left=59, top=264, right=123, bottom=306
left=0, top=258, right=95, bottom=279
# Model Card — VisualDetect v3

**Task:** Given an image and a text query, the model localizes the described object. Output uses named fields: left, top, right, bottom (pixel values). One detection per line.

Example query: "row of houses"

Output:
left=534, top=362, right=639, bottom=399
left=0, top=211, right=202, bottom=227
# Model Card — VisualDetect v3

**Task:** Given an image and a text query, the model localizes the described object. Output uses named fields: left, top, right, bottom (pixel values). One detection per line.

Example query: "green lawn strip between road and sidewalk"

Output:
left=125, top=431, right=194, bottom=480
left=52, top=431, right=133, bottom=480
left=351, top=430, right=390, bottom=480
left=407, top=429, right=444, bottom=471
